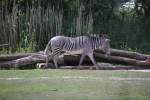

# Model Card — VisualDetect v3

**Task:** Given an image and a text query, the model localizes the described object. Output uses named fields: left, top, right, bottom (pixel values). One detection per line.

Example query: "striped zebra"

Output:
left=44, top=34, right=111, bottom=69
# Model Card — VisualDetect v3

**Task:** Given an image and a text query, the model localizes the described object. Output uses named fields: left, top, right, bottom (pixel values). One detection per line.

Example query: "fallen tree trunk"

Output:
left=1, top=49, right=149, bottom=62
left=0, top=44, right=9, bottom=47
left=0, top=52, right=64, bottom=69
left=0, top=49, right=150, bottom=69
left=0, top=53, right=34, bottom=62
left=95, top=49, right=150, bottom=60
left=0, top=53, right=45, bottom=69
left=64, top=53, right=150, bottom=68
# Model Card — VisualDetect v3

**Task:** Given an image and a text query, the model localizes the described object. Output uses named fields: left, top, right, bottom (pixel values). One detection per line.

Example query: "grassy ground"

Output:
left=0, top=69, right=150, bottom=100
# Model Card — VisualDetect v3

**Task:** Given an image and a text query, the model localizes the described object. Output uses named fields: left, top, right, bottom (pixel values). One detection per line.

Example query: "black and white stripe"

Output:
left=44, top=35, right=110, bottom=69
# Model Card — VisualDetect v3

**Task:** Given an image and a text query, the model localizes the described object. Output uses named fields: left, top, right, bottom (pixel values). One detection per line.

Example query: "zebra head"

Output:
left=99, top=34, right=111, bottom=56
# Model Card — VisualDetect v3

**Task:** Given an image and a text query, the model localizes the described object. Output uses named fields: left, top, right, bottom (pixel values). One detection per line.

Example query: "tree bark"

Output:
left=95, top=49, right=150, bottom=60
left=1, top=49, right=149, bottom=61
left=63, top=53, right=150, bottom=68
left=0, top=49, right=150, bottom=69
left=0, top=53, right=34, bottom=62
left=0, top=53, right=45, bottom=69
left=0, top=52, right=64, bottom=69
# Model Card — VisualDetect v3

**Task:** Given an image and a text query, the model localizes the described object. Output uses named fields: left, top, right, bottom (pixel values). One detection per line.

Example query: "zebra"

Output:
left=44, top=34, right=111, bottom=69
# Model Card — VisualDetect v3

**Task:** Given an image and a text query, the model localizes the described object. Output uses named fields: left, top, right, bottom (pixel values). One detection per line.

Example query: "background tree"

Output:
left=0, top=0, right=150, bottom=53
left=135, top=0, right=150, bottom=17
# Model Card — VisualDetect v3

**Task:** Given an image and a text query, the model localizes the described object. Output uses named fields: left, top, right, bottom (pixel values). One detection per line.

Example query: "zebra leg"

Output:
left=78, top=53, right=86, bottom=67
left=87, top=53, right=99, bottom=70
left=53, top=58, right=58, bottom=69
left=52, top=48, right=62, bottom=69
left=52, top=53, right=59, bottom=69
left=45, top=55, right=49, bottom=68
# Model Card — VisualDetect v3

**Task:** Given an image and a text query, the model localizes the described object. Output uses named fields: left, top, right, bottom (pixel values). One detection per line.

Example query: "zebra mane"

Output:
left=87, top=34, right=98, bottom=37
left=87, top=34, right=109, bottom=39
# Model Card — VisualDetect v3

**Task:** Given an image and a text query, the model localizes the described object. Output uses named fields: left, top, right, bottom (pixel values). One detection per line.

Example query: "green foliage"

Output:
left=135, top=0, right=150, bottom=17
left=0, top=48, right=9, bottom=55
left=0, top=0, right=150, bottom=54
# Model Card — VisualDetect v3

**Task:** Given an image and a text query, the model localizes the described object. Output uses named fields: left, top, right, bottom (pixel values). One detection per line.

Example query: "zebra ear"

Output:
left=99, top=34, right=109, bottom=38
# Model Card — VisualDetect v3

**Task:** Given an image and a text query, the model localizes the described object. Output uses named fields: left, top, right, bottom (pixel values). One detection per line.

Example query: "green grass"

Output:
left=0, top=69, right=150, bottom=100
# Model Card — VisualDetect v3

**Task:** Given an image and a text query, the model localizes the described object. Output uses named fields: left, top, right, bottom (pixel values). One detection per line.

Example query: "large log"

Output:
left=0, top=44, right=9, bottom=47
left=63, top=53, right=150, bottom=68
left=0, top=53, right=34, bottom=62
left=95, top=49, right=150, bottom=60
left=1, top=49, right=150, bottom=62
left=0, top=52, right=64, bottom=69
left=0, top=49, right=150, bottom=69
left=37, top=53, right=150, bottom=69
left=0, top=53, right=45, bottom=69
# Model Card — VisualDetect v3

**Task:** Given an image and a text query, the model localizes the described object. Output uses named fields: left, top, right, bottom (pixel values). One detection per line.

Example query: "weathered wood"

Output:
left=0, top=53, right=34, bottom=61
left=0, top=44, right=9, bottom=47
left=0, top=49, right=150, bottom=69
left=95, top=49, right=150, bottom=60
left=1, top=49, right=150, bottom=62
left=63, top=53, right=150, bottom=67
left=0, top=53, right=46, bottom=69
left=37, top=63, right=55, bottom=69
left=0, top=52, right=64, bottom=69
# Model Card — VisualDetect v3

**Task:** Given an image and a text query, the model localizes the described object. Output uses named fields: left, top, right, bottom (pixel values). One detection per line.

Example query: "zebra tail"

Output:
left=44, top=41, right=52, bottom=68
left=44, top=41, right=52, bottom=55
